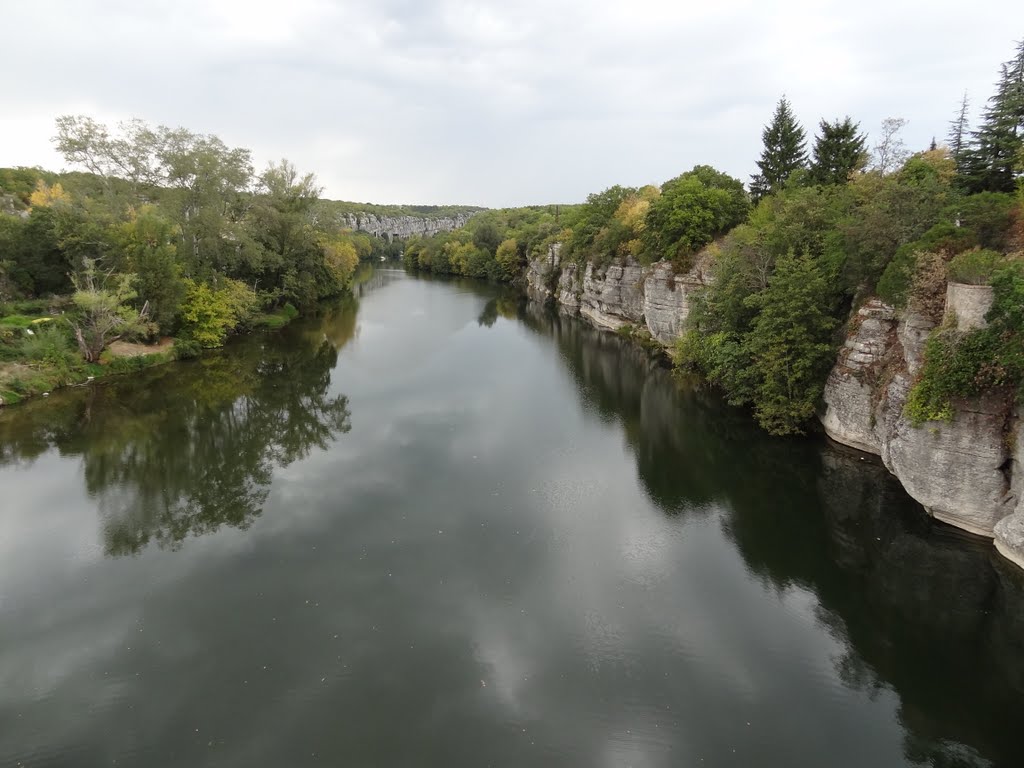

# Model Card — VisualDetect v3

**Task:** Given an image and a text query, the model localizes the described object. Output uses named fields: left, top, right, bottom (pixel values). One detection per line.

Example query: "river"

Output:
left=1, top=269, right=1021, bottom=767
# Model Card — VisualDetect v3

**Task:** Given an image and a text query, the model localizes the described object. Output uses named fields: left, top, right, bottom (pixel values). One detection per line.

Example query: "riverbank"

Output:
left=0, top=303, right=305, bottom=407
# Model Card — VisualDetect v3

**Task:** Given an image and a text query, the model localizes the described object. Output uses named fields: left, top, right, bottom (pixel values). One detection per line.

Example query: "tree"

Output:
left=179, top=277, right=256, bottom=348
left=69, top=259, right=152, bottom=362
left=964, top=41, right=1024, bottom=193
left=744, top=250, right=839, bottom=434
left=948, top=92, right=971, bottom=169
left=118, top=207, right=185, bottom=333
left=53, top=116, right=162, bottom=199
left=644, top=165, right=750, bottom=263
left=750, top=97, right=808, bottom=201
left=871, top=117, right=909, bottom=174
left=495, top=238, right=521, bottom=281
left=809, top=117, right=868, bottom=185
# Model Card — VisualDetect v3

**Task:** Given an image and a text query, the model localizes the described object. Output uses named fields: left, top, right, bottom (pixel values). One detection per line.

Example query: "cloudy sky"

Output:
left=2, top=1, right=1020, bottom=207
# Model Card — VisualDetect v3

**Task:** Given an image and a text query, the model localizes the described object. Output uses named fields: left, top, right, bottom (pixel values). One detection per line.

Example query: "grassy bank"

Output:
left=0, top=298, right=303, bottom=407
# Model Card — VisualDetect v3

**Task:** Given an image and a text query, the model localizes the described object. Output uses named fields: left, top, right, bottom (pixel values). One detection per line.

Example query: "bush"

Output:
left=19, top=323, right=77, bottom=367
left=180, top=278, right=258, bottom=348
left=947, top=248, right=1003, bottom=285
left=172, top=338, right=201, bottom=360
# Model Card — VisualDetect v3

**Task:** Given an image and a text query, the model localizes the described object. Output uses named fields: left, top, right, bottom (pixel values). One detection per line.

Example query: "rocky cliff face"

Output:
left=821, top=285, right=1024, bottom=569
left=339, top=212, right=473, bottom=240
left=526, top=252, right=707, bottom=343
left=527, top=250, right=1024, bottom=571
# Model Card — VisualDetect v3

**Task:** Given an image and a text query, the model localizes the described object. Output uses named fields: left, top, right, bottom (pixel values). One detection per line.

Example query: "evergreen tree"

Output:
left=965, top=41, right=1024, bottom=193
left=750, top=97, right=808, bottom=202
left=948, top=92, right=970, bottom=170
left=808, top=117, right=868, bottom=185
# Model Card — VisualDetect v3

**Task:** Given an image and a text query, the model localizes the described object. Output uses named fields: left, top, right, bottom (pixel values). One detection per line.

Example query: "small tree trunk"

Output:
left=73, top=325, right=97, bottom=363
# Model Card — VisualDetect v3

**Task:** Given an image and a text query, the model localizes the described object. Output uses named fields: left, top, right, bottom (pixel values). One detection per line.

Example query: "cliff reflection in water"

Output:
left=521, top=301, right=1024, bottom=768
left=0, top=299, right=358, bottom=556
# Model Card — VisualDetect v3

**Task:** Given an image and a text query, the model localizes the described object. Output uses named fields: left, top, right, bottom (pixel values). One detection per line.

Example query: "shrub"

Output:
left=19, top=323, right=77, bottom=367
left=947, top=248, right=1003, bottom=285
left=180, top=278, right=258, bottom=348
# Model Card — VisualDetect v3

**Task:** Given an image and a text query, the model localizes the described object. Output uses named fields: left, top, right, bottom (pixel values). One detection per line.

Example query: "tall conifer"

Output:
left=964, top=41, right=1024, bottom=193
left=809, top=117, right=868, bottom=185
left=750, top=97, right=808, bottom=201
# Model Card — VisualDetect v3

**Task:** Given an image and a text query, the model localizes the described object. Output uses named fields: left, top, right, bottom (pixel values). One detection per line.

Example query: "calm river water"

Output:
left=1, top=269, right=1022, bottom=767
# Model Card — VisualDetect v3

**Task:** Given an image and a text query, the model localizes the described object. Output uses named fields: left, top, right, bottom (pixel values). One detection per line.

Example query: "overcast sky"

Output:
left=1, top=1, right=1020, bottom=207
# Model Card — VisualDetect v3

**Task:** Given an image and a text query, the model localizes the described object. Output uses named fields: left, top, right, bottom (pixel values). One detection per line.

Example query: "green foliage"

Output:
left=809, top=117, right=868, bottom=185
left=70, top=260, right=153, bottom=362
left=117, top=206, right=184, bottom=333
left=906, top=262, right=1024, bottom=424
left=947, top=249, right=1003, bottom=284
left=180, top=277, right=258, bottom=348
left=743, top=251, right=840, bottom=434
left=750, top=97, right=808, bottom=201
left=18, top=323, right=77, bottom=368
left=0, top=315, right=37, bottom=329
left=495, top=238, right=521, bottom=281
left=681, top=246, right=839, bottom=434
left=643, top=166, right=749, bottom=265
left=959, top=41, right=1024, bottom=194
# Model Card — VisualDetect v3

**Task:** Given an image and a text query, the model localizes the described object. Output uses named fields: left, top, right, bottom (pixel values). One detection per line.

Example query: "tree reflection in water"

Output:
left=520, top=301, right=1024, bottom=768
left=0, top=298, right=358, bottom=556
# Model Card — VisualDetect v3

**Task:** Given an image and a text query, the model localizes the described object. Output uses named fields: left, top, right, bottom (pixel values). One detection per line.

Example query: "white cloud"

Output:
left=1, top=0, right=1019, bottom=205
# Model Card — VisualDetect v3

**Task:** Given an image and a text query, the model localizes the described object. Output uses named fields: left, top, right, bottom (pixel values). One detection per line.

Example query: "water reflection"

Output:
left=1, top=273, right=1022, bottom=768
left=0, top=299, right=358, bottom=556
left=521, top=301, right=1024, bottom=767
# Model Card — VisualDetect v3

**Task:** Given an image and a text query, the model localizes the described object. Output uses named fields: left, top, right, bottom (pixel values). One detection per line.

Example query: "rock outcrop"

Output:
left=821, top=291, right=1023, bottom=568
left=525, top=253, right=708, bottom=342
left=819, top=300, right=897, bottom=454
left=944, top=282, right=994, bottom=331
left=525, top=244, right=561, bottom=302
left=339, top=212, right=474, bottom=240
left=579, top=259, right=646, bottom=331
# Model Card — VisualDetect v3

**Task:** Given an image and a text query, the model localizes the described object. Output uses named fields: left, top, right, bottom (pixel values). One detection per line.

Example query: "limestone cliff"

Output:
left=821, top=283, right=1024, bottom=570
left=338, top=212, right=474, bottom=240
left=526, top=252, right=707, bottom=343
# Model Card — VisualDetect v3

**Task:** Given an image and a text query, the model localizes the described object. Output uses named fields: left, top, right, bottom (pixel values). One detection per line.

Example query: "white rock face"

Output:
left=642, top=260, right=706, bottom=344
left=556, top=262, right=582, bottom=312
left=525, top=244, right=560, bottom=301
left=340, top=212, right=474, bottom=239
left=995, top=423, right=1024, bottom=569
left=579, top=258, right=647, bottom=331
left=945, top=282, right=994, bottom=331
left=524, top=252, right=703, bottom=342
left=882, top=385, right=1012, bottom=536
left=820, top=300, right=897, bottom=454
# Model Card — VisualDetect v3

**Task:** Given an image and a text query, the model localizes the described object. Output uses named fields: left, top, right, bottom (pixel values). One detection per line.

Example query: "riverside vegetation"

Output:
left=0, top=119, right=474, bottom=404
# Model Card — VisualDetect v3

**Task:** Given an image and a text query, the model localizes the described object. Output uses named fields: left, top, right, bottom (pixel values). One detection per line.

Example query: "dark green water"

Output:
left=1, top=270, right=1022, bottom=768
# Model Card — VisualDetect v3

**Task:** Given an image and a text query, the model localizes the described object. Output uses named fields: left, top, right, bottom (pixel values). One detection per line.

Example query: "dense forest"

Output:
left=403, top=40, right=1024, bottom=435
left=2, top=42, right=1023, bottom=431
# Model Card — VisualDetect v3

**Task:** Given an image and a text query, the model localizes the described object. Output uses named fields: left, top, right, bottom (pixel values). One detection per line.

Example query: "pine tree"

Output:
left=948, top=92, right=970, bottom=171
left=808, top=117, right=868, bottom=185
left=750, top=97, right=808, bottom=201
left=965, top=41, right=1024, bottom=193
